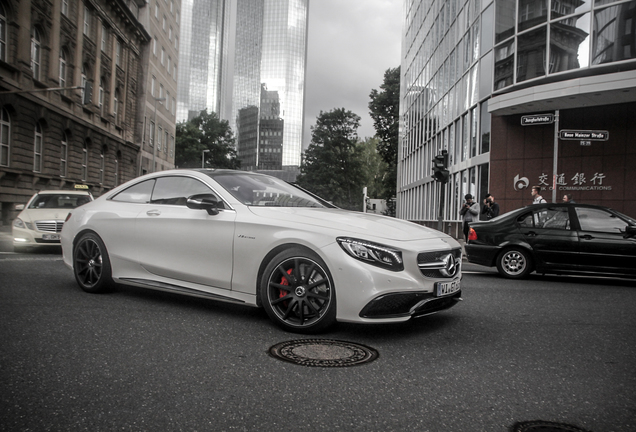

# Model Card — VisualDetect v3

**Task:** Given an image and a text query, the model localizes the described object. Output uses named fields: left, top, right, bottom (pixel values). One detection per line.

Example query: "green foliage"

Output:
left=358, top=137, right=388, bottom=200
left=369, top=67, right=400, bottom=216
left=297, top=108, right=365, bottom=211
left=175, top=110, right=240, bottom=169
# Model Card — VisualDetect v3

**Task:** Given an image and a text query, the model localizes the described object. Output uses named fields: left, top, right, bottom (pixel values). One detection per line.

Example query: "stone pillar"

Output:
left=47, top=0, right=62, bottom=87
left=16, top=0, right=33, bottom=81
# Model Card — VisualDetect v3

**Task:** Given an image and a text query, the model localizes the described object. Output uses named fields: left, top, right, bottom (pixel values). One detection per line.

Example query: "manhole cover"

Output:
left=268, top=339, right=378, bottom=367
left=511, top=421, right=592, bottom=432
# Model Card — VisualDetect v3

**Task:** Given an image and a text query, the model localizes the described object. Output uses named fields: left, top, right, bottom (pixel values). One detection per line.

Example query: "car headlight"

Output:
left=337, top=237, right=404, bottom=271
left=13, top=218, right=33, bottom=230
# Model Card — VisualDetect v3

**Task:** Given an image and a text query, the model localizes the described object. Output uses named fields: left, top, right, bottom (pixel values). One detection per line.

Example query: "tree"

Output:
left=369, top=66, right=400, bottom=216
left=358, top=137, right=388, bottom=203
left=297, top=108, right=364, bottom=210
left=175, top=110, right=240, bottom=169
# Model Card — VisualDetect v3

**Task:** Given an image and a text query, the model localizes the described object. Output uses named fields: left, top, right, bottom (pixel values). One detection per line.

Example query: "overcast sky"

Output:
left=303, top=0, right=403, bottom=148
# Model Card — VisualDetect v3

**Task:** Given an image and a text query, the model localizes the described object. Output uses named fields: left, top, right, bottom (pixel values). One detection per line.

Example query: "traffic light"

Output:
left=432, top=150, right=449, bottom=183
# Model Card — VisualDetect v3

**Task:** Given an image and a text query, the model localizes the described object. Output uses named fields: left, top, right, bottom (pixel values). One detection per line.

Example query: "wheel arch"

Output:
left=255, top=243, right=323, bottom=307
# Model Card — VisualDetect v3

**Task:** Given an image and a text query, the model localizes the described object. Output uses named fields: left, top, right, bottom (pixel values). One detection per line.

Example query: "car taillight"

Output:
left=468, top=228, right=477, bottom=241
left=65, top=213, right=72, bottom=222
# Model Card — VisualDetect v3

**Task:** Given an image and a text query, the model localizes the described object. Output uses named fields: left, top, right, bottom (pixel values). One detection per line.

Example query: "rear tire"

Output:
left=73, top=232, right=113, bottom=293
left=260, top=248, right=336, bottom=333
left=496, top=248, right=533, bottom=279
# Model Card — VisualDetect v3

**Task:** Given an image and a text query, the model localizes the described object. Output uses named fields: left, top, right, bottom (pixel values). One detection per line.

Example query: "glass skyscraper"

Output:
left=177, top=0, right=309, bottom=169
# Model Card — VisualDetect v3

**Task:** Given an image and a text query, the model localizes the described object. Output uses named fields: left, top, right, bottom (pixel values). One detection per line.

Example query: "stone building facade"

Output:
left=0, top=0, right=150, bottom=225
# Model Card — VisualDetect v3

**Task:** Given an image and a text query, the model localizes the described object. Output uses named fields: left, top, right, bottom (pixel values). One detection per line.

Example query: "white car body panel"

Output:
left=61, top=169, right=463, bottom=327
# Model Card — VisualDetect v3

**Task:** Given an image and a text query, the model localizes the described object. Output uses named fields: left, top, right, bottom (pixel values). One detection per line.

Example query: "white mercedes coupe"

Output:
left=61, top=169, right=462, bottom=333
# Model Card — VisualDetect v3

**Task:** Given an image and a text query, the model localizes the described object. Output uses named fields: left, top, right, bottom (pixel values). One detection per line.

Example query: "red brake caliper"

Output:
left=280, top=268, right=293, bottom=301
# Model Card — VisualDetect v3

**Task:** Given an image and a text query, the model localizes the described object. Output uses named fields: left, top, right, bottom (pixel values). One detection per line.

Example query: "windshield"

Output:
left=28, top=194, right=91, bottom=209
left=208, top=172, right=325, bottom=208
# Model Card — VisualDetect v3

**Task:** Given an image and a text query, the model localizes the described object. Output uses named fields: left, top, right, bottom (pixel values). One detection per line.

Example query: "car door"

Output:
left=573, top=206, right=636, bottom=275
left=135, top=175, right=237, bottom=290
left=516, top=206, right=579, bottom=269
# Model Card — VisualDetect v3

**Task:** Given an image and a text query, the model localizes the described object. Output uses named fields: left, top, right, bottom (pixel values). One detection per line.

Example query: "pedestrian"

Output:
left=481, top=193, right=500, bottom=220
left=460, top=194, right=479, bottom=240
left=531, top=186, right=547, bottom=204
left=562, top=194, right=575, bottom=203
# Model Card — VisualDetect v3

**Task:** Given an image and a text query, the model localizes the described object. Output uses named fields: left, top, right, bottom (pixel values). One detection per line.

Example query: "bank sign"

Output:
left=514, top=172, right=612, bottom=192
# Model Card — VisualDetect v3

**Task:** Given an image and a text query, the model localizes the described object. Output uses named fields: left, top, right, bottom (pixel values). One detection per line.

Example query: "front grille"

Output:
left=35, top=220, right=64, bottom=233
left=417, top=248, right=462, bottom=278
left=360, top=291, right=462, bottom=319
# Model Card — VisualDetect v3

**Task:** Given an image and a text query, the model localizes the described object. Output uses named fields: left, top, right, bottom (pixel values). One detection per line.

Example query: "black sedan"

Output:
left=465, top=203, right=636, bottom=279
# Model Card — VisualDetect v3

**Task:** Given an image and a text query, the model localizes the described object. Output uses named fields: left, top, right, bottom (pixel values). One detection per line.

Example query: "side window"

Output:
left=539, top=207, right=570, bottom=230
left=111, top=179, right=155, bottom=203
left=151, top=176, right=224, bottom=207
left=517, top=213, right=534, bottom=227
left=576, top=207, right=628, bottom=234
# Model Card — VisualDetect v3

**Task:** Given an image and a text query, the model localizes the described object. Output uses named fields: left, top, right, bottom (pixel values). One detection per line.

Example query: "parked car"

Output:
left=13, top=188, right=93, bottom=252
left=61, top=169, right=463, bottom=333
left=465, top=203, right=636, bottom=279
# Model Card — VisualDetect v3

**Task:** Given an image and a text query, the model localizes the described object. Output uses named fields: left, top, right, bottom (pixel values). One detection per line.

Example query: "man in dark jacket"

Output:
left=481, top=193, right=500, bottom=220
left=460, top=194, right=479, bottom=240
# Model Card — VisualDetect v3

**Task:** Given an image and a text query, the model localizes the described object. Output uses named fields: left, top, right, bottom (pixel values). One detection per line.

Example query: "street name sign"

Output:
left=521, top=114, right=554, bottom=125
left=559, top=130, right=609, bottom=141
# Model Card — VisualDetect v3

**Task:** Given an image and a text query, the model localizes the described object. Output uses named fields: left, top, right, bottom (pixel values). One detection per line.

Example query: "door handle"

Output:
left=146, top=210, right=161, bottom=216
left=524, top=231, right=537, bottom=237
left=580, top=234, right=594, bottom=240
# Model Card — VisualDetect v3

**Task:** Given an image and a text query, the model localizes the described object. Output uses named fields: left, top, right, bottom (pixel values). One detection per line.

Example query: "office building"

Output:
left=398, top=0, right=636, bottom=237
left=0, top=0, right=155, bottom=225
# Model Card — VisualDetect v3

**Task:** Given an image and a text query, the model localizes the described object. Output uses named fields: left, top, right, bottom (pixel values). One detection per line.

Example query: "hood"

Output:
left=18, top=208, right=71, bottom=222
left=248, top=207, right=444, bottom=242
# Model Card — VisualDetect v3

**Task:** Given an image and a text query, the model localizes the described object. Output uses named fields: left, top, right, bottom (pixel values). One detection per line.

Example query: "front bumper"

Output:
left=360, top=290, right=462, bottom=319
left=13, top=227, right=62, bottom=248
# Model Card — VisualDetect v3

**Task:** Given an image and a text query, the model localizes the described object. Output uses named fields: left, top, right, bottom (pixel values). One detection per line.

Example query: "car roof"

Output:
left=35, top=190, right=92, bottom=195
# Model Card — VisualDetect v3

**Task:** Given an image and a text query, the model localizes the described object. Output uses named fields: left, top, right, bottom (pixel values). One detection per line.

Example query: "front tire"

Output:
left=73, top=232, right=113, bottom=293
left=496, top=247, right=533, bottom=279
left=260, top=248, right=336, bottom=333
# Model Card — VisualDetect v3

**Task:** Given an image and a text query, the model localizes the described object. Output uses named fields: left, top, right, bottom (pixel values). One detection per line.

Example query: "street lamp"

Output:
left=152, top=97, right=166, bottom=172
left=202, top=149, right=210, bottom=168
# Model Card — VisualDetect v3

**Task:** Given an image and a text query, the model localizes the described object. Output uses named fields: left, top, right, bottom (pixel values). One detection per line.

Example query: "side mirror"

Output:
left=186, top=194, right=220, bottom=216
left=15, top=204, right=25, bottom=211
left=625, top=225, right=636, bottom=238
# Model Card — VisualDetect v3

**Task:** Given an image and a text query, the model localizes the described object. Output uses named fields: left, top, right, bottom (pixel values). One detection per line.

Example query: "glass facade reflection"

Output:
left=398, top=0, right=636, bottom=227
left=231, top=0, right=308, bottom=168
left=176, top=0, right=308, bottom=169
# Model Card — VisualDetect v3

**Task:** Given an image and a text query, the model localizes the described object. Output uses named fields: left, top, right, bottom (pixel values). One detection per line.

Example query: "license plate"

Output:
left=42, top=234, right=60, bottom=241
left=436, top=279, right=460, bottom=297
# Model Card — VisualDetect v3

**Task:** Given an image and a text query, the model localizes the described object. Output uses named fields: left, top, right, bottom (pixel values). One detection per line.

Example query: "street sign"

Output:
left=521, top=114, right=554, bottom=125
left=559, top=130, right=609, bottom=141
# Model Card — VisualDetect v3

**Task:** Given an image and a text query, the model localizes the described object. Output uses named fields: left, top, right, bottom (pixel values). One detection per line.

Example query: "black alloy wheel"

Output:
left=496, top=247, right=533, bottom=279
left=261, top=248, right=336, bottom=333
left=73, top=232, right=113, bottom=293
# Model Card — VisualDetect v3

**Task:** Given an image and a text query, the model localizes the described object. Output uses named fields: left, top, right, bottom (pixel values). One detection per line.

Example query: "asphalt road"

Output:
left=0, top=235, right=635, bottom=431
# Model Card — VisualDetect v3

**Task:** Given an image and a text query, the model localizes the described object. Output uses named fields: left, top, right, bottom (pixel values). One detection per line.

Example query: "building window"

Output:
left=149, top=120, right=155, bottom=147
left=167, top=56, right=171, bottom=75
left=31, top=28, right=41, bottom=80
left=0, top=4, right=6, bottom=62
left=0, top=108, right=9, bottom=167
left=151, top=75, right=156, bottom=97
left=60, top=133, right=68, bottom=177
left=161, top=47, right=165, bottom=65
left=113, top=88, right=119, bottom=118
left=153, top=37, right=157, bottom=56
left=114, top=153, right=120, bottom=186
left=163, top=16, right=166, bottom=31
left=33, top=123, right=43, bottom=173
left=100, top=148, right=105, bottom=184
left=157, top=126, right=162, bottom=151
left=169, top=26, right=173, bottom=41
left=61, top=0, right=68, bottom=16
left=59, top=49, right=67, bottom=88
left=101, top=23, right=108, bottom=51
left=159, top=83, right=164, bottom=99
left=164, top=131, right=168, bottom=153
left=170, top=135, right=174, bottom=158
left=81, top=64, right=88, bottom=103
left=82, top=141, right=88, bottom=181
left=98, top=78, right=104, bottom=115
left=84, top=5, right=92, bottom=37
left=116, top=39, right=122, bottom=67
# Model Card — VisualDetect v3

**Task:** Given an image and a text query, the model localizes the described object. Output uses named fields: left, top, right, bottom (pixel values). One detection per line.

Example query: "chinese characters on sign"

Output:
left=536, top=172, right=611, bottom=191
